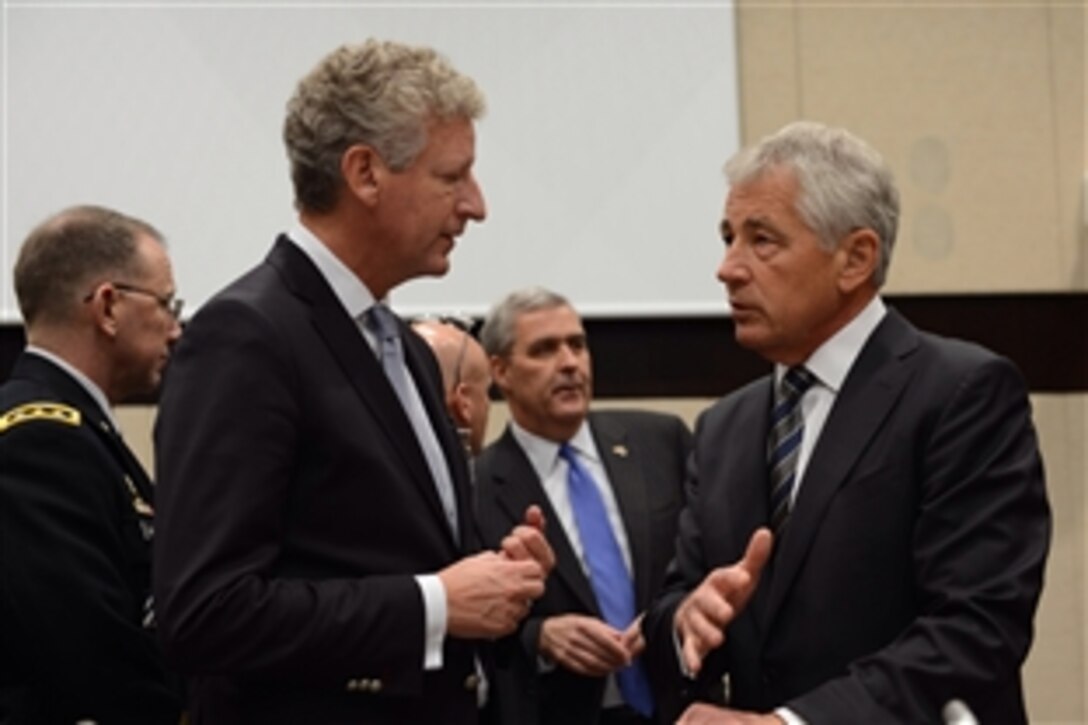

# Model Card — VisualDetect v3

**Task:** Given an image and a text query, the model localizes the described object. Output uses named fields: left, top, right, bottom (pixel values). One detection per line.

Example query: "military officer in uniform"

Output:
left=0, top=205, right=183, bottom=723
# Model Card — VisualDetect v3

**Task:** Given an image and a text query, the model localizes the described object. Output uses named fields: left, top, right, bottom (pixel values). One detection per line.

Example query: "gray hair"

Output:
left=480, top=287, right=572, bottom=357
left=14, top=205, right=163, bottom=327
left=724, top=120, right=899, bottom=288
left=284, top=39, right=486, bottom=213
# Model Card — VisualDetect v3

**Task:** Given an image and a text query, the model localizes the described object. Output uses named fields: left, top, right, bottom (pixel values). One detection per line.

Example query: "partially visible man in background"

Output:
left=412, top=317, right=492, bottom=455
left=0, top=205, right=183, bottom=723
left=476, top=287, right=691, bottom=725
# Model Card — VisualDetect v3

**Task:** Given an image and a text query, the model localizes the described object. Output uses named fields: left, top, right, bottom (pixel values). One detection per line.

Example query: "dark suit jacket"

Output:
left=476, top=410, right=691, bottom=725
left=153, top=236, right=480, bottom=724
left=643, top=308, right=1050, bottom=724
left=0, top=352, right=181, bottom=724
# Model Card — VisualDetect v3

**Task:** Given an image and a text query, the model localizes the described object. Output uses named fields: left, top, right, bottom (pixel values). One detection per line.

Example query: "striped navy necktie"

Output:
left=767, top=366, right=817, bottom=535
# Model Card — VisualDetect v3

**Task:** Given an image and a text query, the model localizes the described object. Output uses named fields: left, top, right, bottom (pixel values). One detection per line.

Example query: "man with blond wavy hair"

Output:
left=153, top=40, right=553, bottom=725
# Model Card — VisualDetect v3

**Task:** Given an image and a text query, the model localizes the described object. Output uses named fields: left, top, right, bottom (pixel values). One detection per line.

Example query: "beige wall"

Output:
left=728, top=3, right=1086, bottom=718
left=735, top=0, right=1086, bottom=293
left=1026, top=394, right=1087, bottom=724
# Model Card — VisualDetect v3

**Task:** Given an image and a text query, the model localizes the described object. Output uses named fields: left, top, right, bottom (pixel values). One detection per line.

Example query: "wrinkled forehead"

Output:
left=514, top=304, right=583, bottom=337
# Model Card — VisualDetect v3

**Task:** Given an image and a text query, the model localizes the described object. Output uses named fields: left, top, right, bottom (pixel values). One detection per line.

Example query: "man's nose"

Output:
left=459, top=174, right=486, bottom=222
left=717, top=244, right=746, bottom=286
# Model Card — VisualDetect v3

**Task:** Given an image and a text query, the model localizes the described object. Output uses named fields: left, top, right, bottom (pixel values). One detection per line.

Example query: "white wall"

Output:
left=2, top=2, right=740, bottom=321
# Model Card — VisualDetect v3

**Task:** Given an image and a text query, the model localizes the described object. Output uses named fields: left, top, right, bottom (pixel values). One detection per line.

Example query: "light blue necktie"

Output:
left=367, top=304, right=458, bottom=539
left=559, top=443, right=654, bottom=717
left=767, top=366, right=816, bottom=535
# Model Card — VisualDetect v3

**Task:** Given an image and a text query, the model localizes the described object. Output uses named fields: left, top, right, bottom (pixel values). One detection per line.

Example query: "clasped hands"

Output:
left=538, top=612, right=645, bottom=677
left=439, top=505, right=555, bottom=639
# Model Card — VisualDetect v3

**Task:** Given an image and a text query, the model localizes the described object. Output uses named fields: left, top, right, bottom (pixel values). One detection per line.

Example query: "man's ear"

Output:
left=449, top=384, right=472, bottom=427
left=489, top=355, right=509, bottom=393
left=340, top=144, right=383, bottom=206
left=87, top=284, right=121, bottom=338
left=837, top=228, right=880, bottom=293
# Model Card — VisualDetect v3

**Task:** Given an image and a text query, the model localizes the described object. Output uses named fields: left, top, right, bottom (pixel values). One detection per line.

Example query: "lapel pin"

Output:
left=612, top=444, right=629, bottom=458
left=123, top=474, right=155, bottom=516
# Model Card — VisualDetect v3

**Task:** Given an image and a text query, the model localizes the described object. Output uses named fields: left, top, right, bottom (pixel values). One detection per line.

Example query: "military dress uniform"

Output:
left=0, top=351, right=180, bottom=724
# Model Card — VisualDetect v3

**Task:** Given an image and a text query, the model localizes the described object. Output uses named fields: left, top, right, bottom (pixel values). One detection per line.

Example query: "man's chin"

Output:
left=116, top=379, right=161, bottom=405
left=733, top=325, right=769, bottom=353
left=551, top=399, right=589, bottom=422
left=421, top=256, right=452, bottom=278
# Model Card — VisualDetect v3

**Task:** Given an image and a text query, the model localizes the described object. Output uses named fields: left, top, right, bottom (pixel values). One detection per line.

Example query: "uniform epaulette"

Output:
left=0, top=402, right=82, bottom=433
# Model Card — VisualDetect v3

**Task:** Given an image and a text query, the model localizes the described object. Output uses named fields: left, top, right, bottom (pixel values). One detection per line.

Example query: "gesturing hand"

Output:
left=500, top=504, right=556, bottom=575
left=440, top=551, right=546, bottom=639
left=677, top=703, right=784, bottom=724
left=674, top=528, right=772, bottom=674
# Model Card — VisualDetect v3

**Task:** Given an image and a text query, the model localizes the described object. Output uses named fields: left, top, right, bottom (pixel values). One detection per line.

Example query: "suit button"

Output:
left=345, top=678, right=360, bottom=692
left=464, top=673, right=480, bottom=691
left=368, top=678, right=383, bottom=693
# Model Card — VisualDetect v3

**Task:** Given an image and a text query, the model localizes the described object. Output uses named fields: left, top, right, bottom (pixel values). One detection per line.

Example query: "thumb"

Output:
left=523, top=504, right=546, bottom=532
left=740, top=527, right=773, bottom=579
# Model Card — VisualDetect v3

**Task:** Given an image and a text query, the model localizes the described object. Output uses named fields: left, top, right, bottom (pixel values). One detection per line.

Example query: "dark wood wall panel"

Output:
left=585, top=293, right=1087, bottom=397
left=2, top=293, right=1085, bottom=400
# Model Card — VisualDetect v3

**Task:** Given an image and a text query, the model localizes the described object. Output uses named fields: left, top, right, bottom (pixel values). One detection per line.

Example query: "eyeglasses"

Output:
left=415, top=314, right=475, bottom=389
left=83, top=281, right=184, bottom=320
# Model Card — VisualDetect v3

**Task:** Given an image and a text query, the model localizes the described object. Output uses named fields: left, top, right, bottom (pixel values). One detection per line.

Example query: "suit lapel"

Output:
left=88, top=413, right=157, bottom=520
left=266, top=238, right=456, bottom=546
left=403, top=328, right=475, bottom=551
left=723, top=385, right=776, bottom=559
left=590, top=412, right=653, bottom=606
left=488, top=429, right=600, bottom=614
left=720, top=380, right=777, bottom=635
left=763, top=310, right=920, bottom=625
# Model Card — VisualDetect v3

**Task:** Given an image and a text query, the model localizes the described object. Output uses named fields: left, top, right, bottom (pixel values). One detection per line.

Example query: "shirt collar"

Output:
left=25, top=346, right=118, bottom=430
left=509, top=417, right=600, bottom=479
left=287, top=221, right=377, bottom=318
left=778, top=295, right=887, bottom=393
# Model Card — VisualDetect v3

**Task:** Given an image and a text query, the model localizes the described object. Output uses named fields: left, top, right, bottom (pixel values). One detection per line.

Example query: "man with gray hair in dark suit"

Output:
left=476, top=287, right=691, bottom=725
left=641, top=121, right=1049, bottom=724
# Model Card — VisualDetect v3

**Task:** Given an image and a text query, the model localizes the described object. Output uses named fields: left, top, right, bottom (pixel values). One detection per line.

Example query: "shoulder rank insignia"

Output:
left=0, top=402, right=81, bottom=433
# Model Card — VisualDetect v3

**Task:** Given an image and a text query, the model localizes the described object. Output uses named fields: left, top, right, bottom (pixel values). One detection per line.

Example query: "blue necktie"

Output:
left=559, top=443, right=654, bottom=717
left=366, top=304, right=459, bottom=539
left=767, top=366, right=816, bottom=535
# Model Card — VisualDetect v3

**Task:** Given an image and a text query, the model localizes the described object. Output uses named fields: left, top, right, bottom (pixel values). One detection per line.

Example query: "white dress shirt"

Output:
left=771, top=294, right=886, bottom=725
left=287, top=223, right=448, bottom=671
left=25, top=346, right=117, bottom=431
left=671, top=296, right=887, bottom=723
left=509, top=418, right=631, bottom=707
left=777, top=295, right=887, bottom=500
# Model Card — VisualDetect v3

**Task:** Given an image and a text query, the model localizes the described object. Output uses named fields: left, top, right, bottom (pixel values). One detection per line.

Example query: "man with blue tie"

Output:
left=475, top=287, right=692, bottom=725
left=641, top=121, right=1050, bottom=724
left=152, top=40, right=552, bottom=724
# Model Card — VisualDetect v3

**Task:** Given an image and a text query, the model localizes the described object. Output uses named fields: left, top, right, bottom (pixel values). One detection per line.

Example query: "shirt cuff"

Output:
left=672, top=627, right=695, bottom=678
left=415, top=574, right=447, bottom=670
left=536, top=654, right=557, bottom=673
left=775, top=707, right=807, bottom=725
